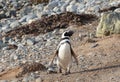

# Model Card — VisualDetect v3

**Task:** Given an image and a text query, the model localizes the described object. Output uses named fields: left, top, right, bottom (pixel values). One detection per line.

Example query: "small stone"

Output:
left=0, top=80, right=8, bottom=82
left=19, top=16, right=27, bottom=23
left=46, top=1, right=58, bottom=10
left=0, top=40, right=7, bottom=49
left=35, top=35, right=44, bottom=42
left=115, top=8, right=120, bottom=13
left=22, top=77, right=29, bottom=82
left=6, top=9, right=16, bottom=18
left=0, top=68, right=3, bottom=72
left=8, top=39, right=17, bottom=45
left=0, top=10, right=6, bottom=19
left=10, top=21, right=20, bottom=29
left=70, top=0, right=76, bottom=5
left=53, top=7, right=60, bottom=12
left=47, top=66, right=57, bottom=74
left=91, top=43, right=99, bottom=48
left=19, top=6, right=32, bottom=17
left=26, top=38, right=35, bottom=46
left=36, top=77, right=42, bottom=82
left=76, top=78, right=85, bottom=82
left=66, top=5, right=77, bottom=12
left=10, top=79, right=18, bottom=82
left=2, top=37, right=10, bottom=43
left=26, top=14, right=37, bottom=22
left=13, top=55, right=18, bottom=60
left=0, top=40, right=3, bottom=45
left=77, top=0, right=84, bottom=3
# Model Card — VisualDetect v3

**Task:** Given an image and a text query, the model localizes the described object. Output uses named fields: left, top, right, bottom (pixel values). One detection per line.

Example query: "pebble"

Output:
left=36, top=77, right=42, bottom=82
left=0, top=80, right=8, bottom=82
left=115, top=8, right=120, bottom=13
left=66, top=4, right=77, bottom=13
left=10, top=21, right=20, bottom=29
left=26, top=14, right=37, bottom=22
left=0, top=0, right=119, bottom=81
left=26, top=38, right=35, bottom=46
left=91, top=43, right=99, bottom=48
left=22, top=77, right=29, bottom=82
left=19, top=16, right=28, bottom=23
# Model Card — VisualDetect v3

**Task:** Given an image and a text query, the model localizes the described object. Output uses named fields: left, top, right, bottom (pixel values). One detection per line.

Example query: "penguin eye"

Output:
left=64, top=32, right=69, bottom=36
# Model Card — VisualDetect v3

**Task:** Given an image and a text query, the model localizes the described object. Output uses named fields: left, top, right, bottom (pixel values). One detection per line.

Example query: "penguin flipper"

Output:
left=71, top=48, right=78, bottom=65
left=50, top=50, right=58, bottom=65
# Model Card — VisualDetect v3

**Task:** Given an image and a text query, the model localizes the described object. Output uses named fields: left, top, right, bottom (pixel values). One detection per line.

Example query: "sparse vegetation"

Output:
left=30, top=0, right=49, bottom=4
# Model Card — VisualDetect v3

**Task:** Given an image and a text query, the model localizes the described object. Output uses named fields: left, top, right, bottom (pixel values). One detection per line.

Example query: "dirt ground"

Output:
left=0, top=21, right=120, bottom=82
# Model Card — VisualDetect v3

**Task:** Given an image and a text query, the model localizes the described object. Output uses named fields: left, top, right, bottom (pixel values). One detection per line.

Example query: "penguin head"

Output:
left=61, top=30, right=74, bottom=38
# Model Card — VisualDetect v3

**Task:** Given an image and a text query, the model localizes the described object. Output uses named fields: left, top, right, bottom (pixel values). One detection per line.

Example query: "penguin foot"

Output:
left=62, top=71, right=70, bottom=75
left=58, top=68, right=62, bottom=73
left=67, top=71, right=71, bottom=74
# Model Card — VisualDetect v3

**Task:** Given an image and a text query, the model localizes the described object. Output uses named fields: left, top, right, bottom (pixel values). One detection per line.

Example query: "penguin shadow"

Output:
left=71, top=64, right=120, bottom=74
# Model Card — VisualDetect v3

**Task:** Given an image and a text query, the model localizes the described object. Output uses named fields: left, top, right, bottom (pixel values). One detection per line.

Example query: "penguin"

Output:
left=49, top=30, right=78, bottom=75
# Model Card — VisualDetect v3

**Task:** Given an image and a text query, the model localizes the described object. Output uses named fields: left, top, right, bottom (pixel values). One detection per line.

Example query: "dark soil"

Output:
left=2, top=12, right=97, bottom=38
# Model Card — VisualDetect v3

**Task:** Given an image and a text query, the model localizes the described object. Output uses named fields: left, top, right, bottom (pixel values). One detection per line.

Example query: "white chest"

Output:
left=58, top=43, right=72, bottom=62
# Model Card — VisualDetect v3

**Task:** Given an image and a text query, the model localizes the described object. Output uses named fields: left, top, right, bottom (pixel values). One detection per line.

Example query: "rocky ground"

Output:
left=0, top=0, right=120, bottom=82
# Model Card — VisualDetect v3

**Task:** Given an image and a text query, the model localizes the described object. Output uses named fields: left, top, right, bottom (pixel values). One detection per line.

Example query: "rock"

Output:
left=22, top=77, right=29, bottom=82
left=8, top=39, right=17, bottom=45
left=70, top=0, right=76, bottom=5
left=0, top=23, right=2, bottom=27
left=0, top=80, right=8, bottom=82
left=77, top=4, right=85, bottom=14
left=96, top=12, right=120, bottom=37
left=60, top=3, right=68, bottom=12
left=26, top=14, right=37, bottom=22
left=66, top=4, right=77, bottom=13
left=77, top=0, right=84, bottom=3
left=64, top=0, right=71, bottom=3
left=109, top=1, right=119, bottom=6
left=35, top=35, right=44, bottom=42
left=36, top=77, right=42, bottom=82
left=19, top=15, right=28, bottom=23
left=115, top=8, right=120, bottom=13
left=53, top=7, right=60, bottom=13
left=19, top=6, right=32, bottom=17
left=10, top=52, right=20, bottom=61
left=94, top=5, right=100, bottom=13
left=46, top=1, right=58, bottom=10
left=43, top=32, right=52, bottom=40
left=10, top=79, right=18, bottom=82
left=0, top=40, right=3, bottom=45
left=0, top=68, right=4, bottom=72
left=35, top=4, right=44, bottom=18
left=5, top=8, right=16, bottom=18
left=26, top=38, right=35, bottom=46
left=76, top=77, right=86, bottom=82
left=13, top=54, right=18, bottom=60
left=2, top=24, right=10, bottom=31
left=1, top=25, right=10, bottom=32
left=2, top=37, right=10, bottom=43
left=91, top=43, right=99, bottom=48
left=47, top=66, right=57, bottom=74
left=10, top=21, right=20, bottom=29
left=0, top=10, right=6, bottom=19
left=0, top=40, right=7, bottom=49
left=0, top=2, right=3, bottom=9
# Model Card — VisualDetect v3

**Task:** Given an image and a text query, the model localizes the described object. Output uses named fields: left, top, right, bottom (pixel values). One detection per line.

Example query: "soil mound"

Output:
left=0, top=62, right=46, bottom=80
left=3, top=12, right=97, bottom=38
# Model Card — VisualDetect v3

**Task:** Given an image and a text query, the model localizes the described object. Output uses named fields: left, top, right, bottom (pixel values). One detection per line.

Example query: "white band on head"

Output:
left=61, top=31, right=69, bottom=38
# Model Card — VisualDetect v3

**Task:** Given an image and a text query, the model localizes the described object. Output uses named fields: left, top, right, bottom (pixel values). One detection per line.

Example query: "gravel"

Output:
left=0, top=0, right=119, bottom=81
